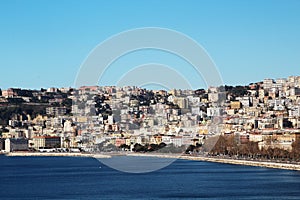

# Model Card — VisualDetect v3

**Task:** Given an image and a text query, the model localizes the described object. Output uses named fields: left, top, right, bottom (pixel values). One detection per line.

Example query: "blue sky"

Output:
left=0, top=0, right=300, bottom=90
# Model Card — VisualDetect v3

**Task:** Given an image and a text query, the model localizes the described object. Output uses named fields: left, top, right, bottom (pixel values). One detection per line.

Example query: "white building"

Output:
left=207, top=107, right=224, bottom=117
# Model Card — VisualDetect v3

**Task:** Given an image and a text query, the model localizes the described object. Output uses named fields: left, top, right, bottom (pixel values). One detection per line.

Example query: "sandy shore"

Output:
left=4, top=152, right=300, bottom=171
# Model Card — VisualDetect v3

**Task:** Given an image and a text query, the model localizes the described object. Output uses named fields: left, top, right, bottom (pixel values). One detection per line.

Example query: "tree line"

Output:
left=209, top=135, right=300, bottom=162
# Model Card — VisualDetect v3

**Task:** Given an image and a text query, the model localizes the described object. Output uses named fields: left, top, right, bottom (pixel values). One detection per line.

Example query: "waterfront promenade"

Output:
left=4, top=151, right=300, bottom=171
left=128, top=153, right=300, bottom=171
left=181, top=155, right=300, bottom=171
left=5, top=152, right=111, bottom=158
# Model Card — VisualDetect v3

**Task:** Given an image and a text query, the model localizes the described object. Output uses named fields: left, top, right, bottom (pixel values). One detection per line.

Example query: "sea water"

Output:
left=0, top=155, right=299, bottom=200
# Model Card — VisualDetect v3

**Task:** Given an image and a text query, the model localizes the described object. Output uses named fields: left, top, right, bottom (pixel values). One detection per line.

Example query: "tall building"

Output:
left=263, top=78, right=274, bottom=89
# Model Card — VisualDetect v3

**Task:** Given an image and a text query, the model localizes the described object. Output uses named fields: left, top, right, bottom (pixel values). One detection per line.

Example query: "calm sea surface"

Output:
left=0, top=155, right=300, bottom=200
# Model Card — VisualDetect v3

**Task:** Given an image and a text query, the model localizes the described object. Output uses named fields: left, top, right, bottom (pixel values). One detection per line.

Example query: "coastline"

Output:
left=5, top=152, right=111, bottom=158
left=180, top=155, right=300, bottom=171
left=3, top=151, right=300, bottom=171
left=125, top=153, right=300, bottom=171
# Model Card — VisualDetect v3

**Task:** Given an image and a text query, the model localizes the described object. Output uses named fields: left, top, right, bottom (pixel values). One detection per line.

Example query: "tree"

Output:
left=158, top=142, right=167, bottom=149
left=64, top=138, right=71, bottom=148
left=185, top=145, right=196, bottom=154
left=156, top=143, right=186, bottom=153
left=238, top=144, right=249, bottom=157
left=132, top=143, right=145, bottom=152
left=225, top=135, right=238, bottom=156
left=247, top=141, right=259, bottom=158
left=260, top=148, right=268, bottom=159
left=119, top=144, right=130, bottom=150
left=291, top=137, right=300, bottom=161
left=211, top=136, right=227, bottom=155
left=29, top=142, right=34, bottom=149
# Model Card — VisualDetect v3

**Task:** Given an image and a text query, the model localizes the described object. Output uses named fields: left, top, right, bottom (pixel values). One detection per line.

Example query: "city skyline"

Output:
left=1, top=0, right=300, bottom=89
left=1, top=74, right=300, bottom=171
left=1, top=1, right=300, bottom=198
left=1, top=75, right=300, bottom=91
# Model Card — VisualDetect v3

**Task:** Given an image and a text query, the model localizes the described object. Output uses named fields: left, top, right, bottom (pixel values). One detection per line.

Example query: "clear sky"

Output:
left=0, top=0, right=300, bottom=90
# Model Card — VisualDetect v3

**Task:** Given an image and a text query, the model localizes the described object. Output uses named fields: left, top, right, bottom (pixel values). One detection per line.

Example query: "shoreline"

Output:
left=125, top=153, right=300, bottom=171
left=5, top=152, right=111, bottom=158
left=3, top=151, right=300, bottom=171
left=180, top=155, right=300, bottom=171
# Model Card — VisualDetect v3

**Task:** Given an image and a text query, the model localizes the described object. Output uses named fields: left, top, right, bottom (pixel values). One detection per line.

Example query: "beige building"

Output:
left=33, top=136, right=61, bottom=149
left=230, top=101, right=241, bottom=109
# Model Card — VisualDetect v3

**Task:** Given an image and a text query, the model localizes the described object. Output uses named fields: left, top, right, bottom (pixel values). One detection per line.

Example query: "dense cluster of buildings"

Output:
left=0, top=76, right=300, bottom=154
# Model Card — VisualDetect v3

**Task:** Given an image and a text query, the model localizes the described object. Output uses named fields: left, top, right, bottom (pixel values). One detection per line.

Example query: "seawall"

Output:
left=6, top=152, right=111, bottom=158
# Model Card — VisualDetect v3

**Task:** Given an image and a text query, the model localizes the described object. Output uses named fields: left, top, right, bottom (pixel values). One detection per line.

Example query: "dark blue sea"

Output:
left=0, top=155, right=300, bottom=200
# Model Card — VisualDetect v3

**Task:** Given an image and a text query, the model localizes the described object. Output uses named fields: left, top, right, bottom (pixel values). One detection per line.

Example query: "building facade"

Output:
left=5, top=138, right=28, bottom=152
left=33, top=136, right=61, bottom=149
